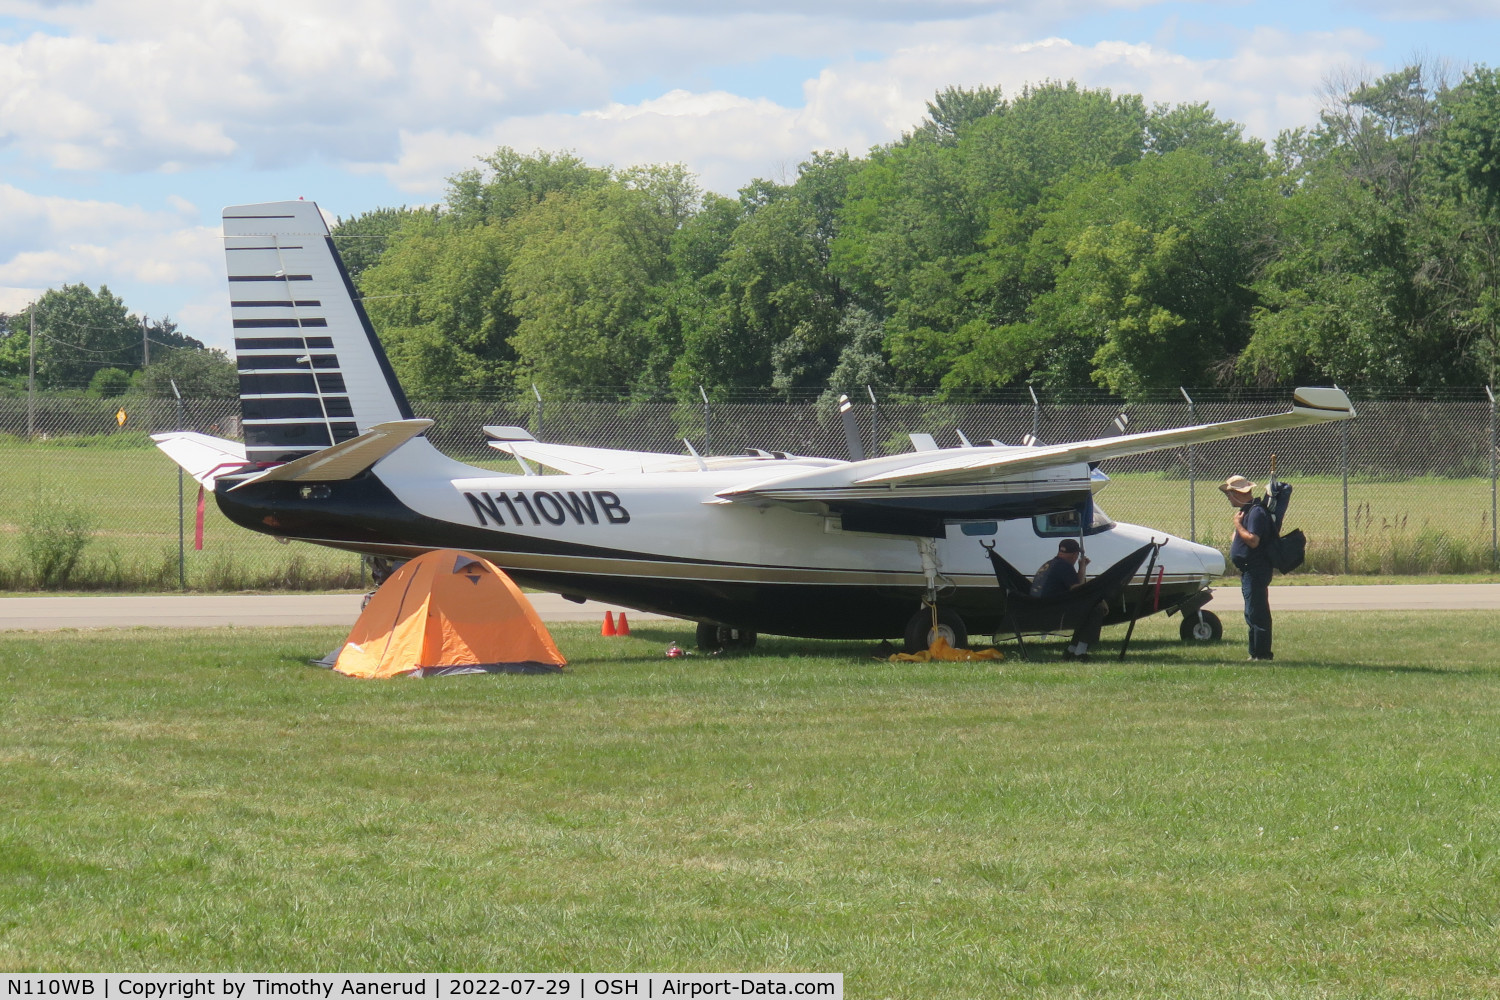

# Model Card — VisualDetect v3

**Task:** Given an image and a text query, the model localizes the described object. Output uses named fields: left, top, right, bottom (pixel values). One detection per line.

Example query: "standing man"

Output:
left=1221, top=474, right=1273, bottom=661
left=1032, top=538, right=1107, bottom=661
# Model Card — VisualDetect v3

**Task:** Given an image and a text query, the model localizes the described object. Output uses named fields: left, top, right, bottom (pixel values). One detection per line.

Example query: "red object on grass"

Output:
left=194, top=485, right=206, bottom=550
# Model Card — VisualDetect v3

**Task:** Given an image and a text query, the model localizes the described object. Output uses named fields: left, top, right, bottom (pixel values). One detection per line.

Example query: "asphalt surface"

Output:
left=0, top=585, right=1498, bottom=632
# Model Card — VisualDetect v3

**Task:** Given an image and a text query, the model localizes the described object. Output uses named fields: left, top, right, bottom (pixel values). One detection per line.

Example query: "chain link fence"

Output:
left=3, top=388, right=1495, bottom=589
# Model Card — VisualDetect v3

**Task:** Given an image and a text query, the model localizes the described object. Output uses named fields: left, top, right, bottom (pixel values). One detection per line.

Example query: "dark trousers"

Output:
left=1240, top=565, right=1273, bottom=659
left=1063, top=600, right=1107, bottom=647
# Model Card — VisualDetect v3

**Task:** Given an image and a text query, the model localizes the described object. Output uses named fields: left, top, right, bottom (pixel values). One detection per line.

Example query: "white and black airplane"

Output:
left=153, top=201, right=1356, bottom=650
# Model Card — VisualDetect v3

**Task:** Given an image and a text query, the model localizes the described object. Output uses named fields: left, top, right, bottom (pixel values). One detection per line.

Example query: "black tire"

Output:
left=903, top=606, right=969, bottom=654
left=696, top=622, right=758, bottom=652
left=1179, top=609, right=1223, bottom=643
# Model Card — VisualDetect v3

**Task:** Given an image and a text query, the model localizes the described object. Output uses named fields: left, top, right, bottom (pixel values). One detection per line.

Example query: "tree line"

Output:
left=5, top=63, right=1497, bottom=405
left=338, top=63, right=1500, bottom=401
left=0, top=284, right=236, bottom=398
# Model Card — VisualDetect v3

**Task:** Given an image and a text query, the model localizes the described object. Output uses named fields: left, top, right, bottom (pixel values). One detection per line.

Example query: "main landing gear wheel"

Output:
left=1179, top=609, right=1223, bottom=643
left=903, top=607, right=969, bottom=654
left=696, top=622, right=758, bottom=652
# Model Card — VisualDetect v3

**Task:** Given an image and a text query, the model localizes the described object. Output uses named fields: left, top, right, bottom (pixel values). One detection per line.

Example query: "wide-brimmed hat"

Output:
left=1218, top=474, right=1257, bottom=495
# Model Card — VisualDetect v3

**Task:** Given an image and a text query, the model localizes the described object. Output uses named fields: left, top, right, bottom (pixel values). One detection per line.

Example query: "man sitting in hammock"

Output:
left=1031, top=538, right=1109, bottom=661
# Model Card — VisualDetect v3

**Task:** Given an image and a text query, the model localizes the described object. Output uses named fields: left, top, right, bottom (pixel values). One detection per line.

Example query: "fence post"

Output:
left=1341, top=417, right=1350, bottom=575
left=867, top=384, right=879, bottom=457
left=532, top=383, right=543, bottom=440
left=1028, top=385, right=1040, bottom=443
left=172, top=379, right=185, bottom=591
left=1180, top=386, right=1195, bottom=542
left=27, top=308, right=35, bottom=440
left=1489, top=386, right=1497, bottom=570
left=700, top=384, right=711, bottom=454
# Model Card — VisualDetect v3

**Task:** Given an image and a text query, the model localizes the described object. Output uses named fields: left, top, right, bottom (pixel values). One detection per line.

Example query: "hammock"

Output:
left=980, top=540, right=1156, bottom=656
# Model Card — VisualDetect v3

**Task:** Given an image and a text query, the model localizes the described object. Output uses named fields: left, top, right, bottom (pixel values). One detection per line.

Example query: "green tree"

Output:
left=912, top=84, right=1004, bottom=145
left=504, top=180, right=684, bottom=392
left=1024, top=149, right=1274, bottom=393
left=361, top=214, right=518, bottom=395
left=332, top=206, right=440, bottom=283
left=834, top=81, right=1151, bottom=390
left=134, top=348, right=238, bottom=398
left=87, top=368, right=132, bottom=397
left=1240, top=64, right=1468, bottom=386
left=0, top=285, right=143, bottom=389
left=445, top=147, right=611, bottom=228
left=358, top=147, right=651, bottom=395
left=674, top=156, right=852, bottom=394
left=1436, top=66, right=1500, bottom=383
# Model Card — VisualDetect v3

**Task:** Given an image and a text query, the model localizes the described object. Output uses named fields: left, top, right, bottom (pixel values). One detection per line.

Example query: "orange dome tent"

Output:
left=325, top=549, right=566, bottom=678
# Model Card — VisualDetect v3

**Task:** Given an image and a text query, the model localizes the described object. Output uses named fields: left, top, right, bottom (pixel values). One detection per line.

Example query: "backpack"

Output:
left=1258, top=482, right=1305, bottom=574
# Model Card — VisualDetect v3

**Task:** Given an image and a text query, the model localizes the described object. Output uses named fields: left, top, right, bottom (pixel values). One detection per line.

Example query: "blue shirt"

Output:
left=1231, top=503, right=1272, bottom=568
left=1032, top=557, right=1078, bottom=598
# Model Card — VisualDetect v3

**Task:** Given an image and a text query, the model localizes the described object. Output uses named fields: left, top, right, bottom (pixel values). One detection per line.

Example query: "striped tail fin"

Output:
left=224, top=201, right=414, bottom=465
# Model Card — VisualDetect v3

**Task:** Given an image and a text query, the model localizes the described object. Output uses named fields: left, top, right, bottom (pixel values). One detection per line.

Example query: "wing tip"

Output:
left=1291, top=386, right=1356, bottom=419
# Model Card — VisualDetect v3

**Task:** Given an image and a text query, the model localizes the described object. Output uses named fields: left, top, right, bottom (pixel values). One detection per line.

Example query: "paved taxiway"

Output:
left=0, top=585, right=1498, bottom=631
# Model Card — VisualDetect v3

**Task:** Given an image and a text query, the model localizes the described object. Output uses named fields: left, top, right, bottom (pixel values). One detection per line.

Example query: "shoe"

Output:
left=1075, top=653, right=1091, bottom=662
left=1062, top=650, right=1076, bottom=661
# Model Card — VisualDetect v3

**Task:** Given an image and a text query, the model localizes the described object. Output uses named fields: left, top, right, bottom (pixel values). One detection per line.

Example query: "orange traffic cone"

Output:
left=617, top=613, right=630, bottom=636
left=601, top=610, right=617, bottom=636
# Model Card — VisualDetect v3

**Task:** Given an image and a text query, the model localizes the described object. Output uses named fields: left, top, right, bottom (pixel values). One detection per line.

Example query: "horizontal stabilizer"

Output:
left=490, top=440, right=684, bottom=475
left=230, top=419, right=433, bottom=490
left=150, top=432, right=249, bottom=489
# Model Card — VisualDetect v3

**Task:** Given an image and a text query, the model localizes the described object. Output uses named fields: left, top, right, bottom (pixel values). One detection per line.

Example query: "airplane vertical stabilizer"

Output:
left=224, top=201, right=414, bottom=465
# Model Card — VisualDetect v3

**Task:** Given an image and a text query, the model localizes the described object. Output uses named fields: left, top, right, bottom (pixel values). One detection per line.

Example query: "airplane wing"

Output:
left=230, top=419, right=434, bottom=490
left=489, top=440, right=685, bottom=475
left=718, top=386, right=1355, bottom=500
left=150, top=432, right=249, bottom=489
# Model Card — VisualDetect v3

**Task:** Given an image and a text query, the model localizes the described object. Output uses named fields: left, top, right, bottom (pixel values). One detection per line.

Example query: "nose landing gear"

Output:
left=1179, top=609, right=1223, bottom=642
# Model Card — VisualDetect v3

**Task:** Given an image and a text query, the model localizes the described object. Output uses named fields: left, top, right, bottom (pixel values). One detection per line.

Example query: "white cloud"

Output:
left=0, top=0, right=1199, bottom=177
left=0, top=184, right=221, bottom=335
left=371, top=25, right=1381, bottom=197
left=0, top=0, right=1405, bottom=338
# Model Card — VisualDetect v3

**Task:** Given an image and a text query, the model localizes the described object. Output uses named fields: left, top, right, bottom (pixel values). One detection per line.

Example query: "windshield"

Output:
left=1032, top=504, right=1114, bottom=538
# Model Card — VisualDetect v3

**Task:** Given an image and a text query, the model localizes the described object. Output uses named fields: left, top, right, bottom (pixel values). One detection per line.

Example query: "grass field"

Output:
left=1097, top=474, right=1500, bottom=575
left=0, top=437, right=529, bottom=590
left=4, top=614, right=1499, bottom=995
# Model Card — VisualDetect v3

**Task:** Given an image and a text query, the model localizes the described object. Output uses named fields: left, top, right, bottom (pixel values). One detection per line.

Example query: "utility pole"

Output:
left=142, top=316, right=149, bottom=367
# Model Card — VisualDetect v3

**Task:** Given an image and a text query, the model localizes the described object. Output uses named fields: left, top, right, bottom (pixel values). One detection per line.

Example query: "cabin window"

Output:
left=1032, top=504, right=1114, bottom=538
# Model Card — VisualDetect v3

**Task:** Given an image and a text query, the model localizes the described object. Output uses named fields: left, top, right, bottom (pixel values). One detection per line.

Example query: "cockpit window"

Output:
left=1032, top=504, right=1114, bottom=537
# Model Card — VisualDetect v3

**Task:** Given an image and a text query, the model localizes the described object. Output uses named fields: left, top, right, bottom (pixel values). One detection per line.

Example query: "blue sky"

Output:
left=1, top=0, right=1496, bottom=352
